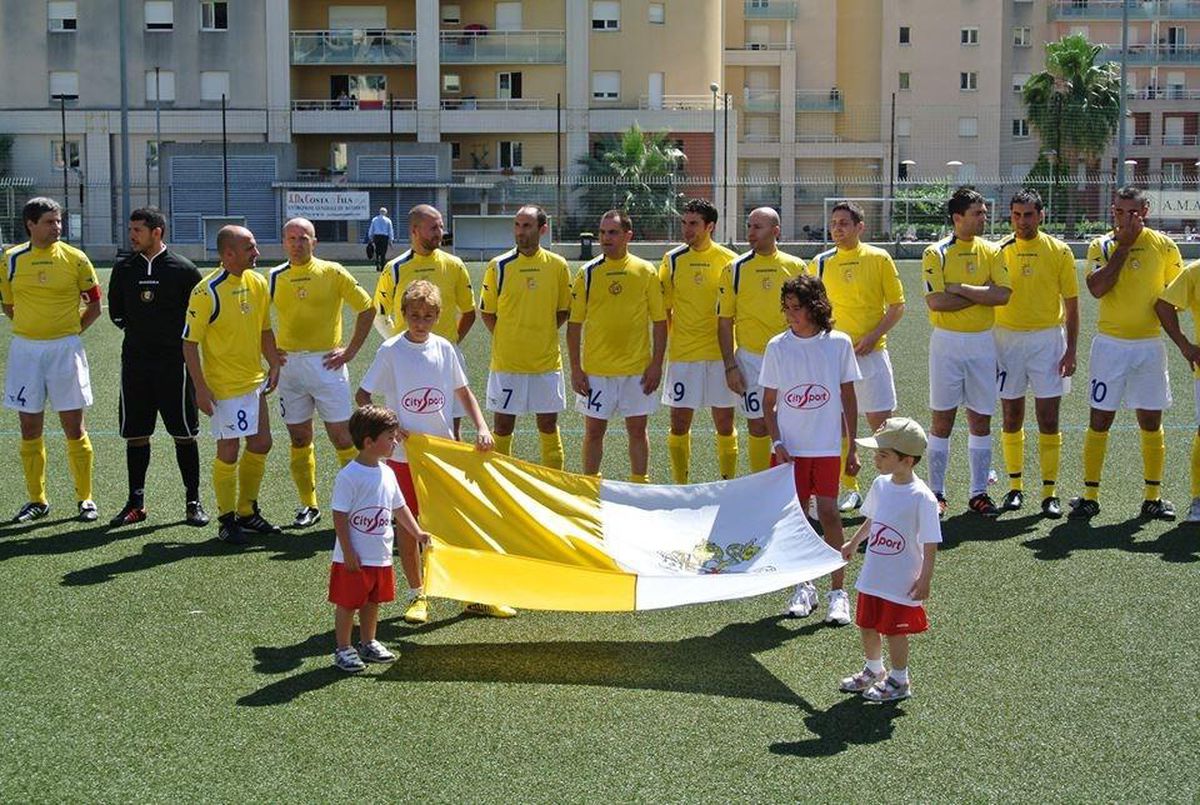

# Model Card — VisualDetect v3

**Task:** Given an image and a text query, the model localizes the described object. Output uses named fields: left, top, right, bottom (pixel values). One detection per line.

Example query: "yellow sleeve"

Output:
left=372, top=268, right=395, bottom=316
left=658, top=258, right=674, bottom=312
left=556, top=261, right=571, bottom=311
left=455, top=262, right=474, bottom=312
left=647, top=266, right=666, bottom=322
left=336, top=265, right=373, bottom=313
left=989, top=248, right=1011, bottom=289
left=183, top=287, right=212, bottom=342
left=1159, top=263, right=1198, bottom=309
left=717, top=265, right=735, bottom=317
left=0, top=250, right=11, bottom=304
left=1164, top=238, right=1184, bottom=287
left=568, top=268, right=587, bottom=324
left=880, top=254, right=905, bottom=304
left=256, top=275, right=272, bottom=331
left=1085, top=238, right=1106, bottom=275
left=478, top=262, right=498, bottom=314
left=922, top=248, right=945, bottom=295
left=1059, top=246, right=1079, bottom=299
left=75, top=252, right=100, bottom=294
left=790, top=255, right=807, bottom=277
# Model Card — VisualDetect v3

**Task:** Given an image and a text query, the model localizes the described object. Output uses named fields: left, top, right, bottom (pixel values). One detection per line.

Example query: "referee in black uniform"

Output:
left=108, top=207, right=209, bottom=527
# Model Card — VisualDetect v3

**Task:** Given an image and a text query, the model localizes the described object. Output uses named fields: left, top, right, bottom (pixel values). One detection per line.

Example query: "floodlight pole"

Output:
left=221, top=94, right=229, bottom=215
left=723, top=92, right=730, bottom=246
left=60, top=97, right=69, bottom=240
left=117, top=0, right=132, bottom=233
left=1116, top=0, right=1130, bottom=188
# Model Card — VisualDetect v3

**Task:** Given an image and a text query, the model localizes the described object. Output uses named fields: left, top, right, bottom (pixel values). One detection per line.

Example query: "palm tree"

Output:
left=574, top=123, right=687, bottom=239
left=1021, top=34, right=1122, bottom=235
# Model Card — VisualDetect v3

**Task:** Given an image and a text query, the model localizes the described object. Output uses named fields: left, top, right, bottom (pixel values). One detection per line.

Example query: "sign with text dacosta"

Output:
left=284, top=191, right=370, bottom=220
left=1147, top=190, right=1200, bottom=220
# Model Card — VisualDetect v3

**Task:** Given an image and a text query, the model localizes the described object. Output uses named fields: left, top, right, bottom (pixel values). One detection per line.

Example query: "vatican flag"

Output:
left=405, top=434, right=845, bottom=612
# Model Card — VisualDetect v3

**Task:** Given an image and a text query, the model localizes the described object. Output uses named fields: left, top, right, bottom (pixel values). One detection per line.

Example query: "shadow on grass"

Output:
left=59, top=528, right=335, bottom=586
left=1023, top=518, right=1198, bottom=563
left=0, top=518, right=180, bottom=562
left=769, top=695, right=907, bottom=757
left=938, top=511, right=1042, bottom=551
left=238, top=614, right=827, bottom=709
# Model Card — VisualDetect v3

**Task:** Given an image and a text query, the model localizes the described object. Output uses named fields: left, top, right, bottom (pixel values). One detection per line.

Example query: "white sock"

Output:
left=408, top=586, right=424, bottom=600
left=927, top=434, right=950, bottom=495
left=890, top=666, right=909, bottom=684
left=968, top=433, right=992, bottom=497
left=865, top=657, right=885, bottom=674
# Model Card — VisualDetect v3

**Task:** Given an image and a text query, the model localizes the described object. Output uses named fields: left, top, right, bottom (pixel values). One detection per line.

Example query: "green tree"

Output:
left=574, top=123, right=686, bottom=239
left=1021, top=34, right=1122, bottom=235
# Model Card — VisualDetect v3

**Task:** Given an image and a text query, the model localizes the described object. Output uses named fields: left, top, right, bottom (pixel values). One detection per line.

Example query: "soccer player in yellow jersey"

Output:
left=372, top=204, right=475, bottom=433
left=183, top=226, right=284, bottom=546
left=718, top=207, right=806, bottom=474
left=269, top=217, right=374, bottom=528
left=809, top=202, right=906, bottom=512
left=1155, top=258, right=1200, bottom=523
left=923, top=187, right=1011, bottom=518
left=993, top=190, right=1079, bottom=519
left=660, top=199, right=739, bottom=484
left=1, top=198, right=101, bottom=523
left=479, top=205, right=571, bottom=469
left=567, top=210, right=667, bottom=480
left=1068, top=187, right=1182, bottom=521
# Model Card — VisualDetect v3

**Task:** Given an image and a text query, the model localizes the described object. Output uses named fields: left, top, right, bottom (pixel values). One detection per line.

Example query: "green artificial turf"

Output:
left=0, top=261, right=1197, bottom=802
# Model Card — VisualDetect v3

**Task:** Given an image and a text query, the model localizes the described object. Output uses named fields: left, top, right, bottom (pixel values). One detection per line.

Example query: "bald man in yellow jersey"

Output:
left=809, top=201, right=905, bottom=512
left=993, top=189, right=1079, bottom=520
left=1068, top=187, right=1182, bottom=521
left=660, top=199, right=739, bottom=484
left=372, top=204, right=475, bottom=432
left=568, top=210, right=667, bottom=480
left=479, top=205, right=571, bottom=468
left=183, top=225, right=283, bottom=546
left=1155, top=257, right=1200, bottom=523
left=718, top=207, right=806, bottom=474
left=923, top=187, right=1011, bottom=518
left=269, top=217, right=374, bottom=528
left=1, top=197, right=102, bottom=523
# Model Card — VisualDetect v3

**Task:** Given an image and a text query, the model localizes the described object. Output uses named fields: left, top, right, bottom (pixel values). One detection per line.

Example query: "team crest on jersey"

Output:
left=761, top=278, right=773, bottom=291
left=1130, top=258, right=1141, bottom=270
left=1021, top=263, right=1033, bottom=276
left=842, top=268, right=854, bottom=283
left=140, top=289, right=154, bottom=302
left=402, top=387, right=446, bottom=414
left=37, top=270, right=48, bottom=284
left=526, top=277, right=538, bottom=290
left=784, top=383, right=830, bottom=410
left=965, top=260, right=977, bottom=274
left=609, top=281, right=623, bottom=295
left=693, top=271, right=704, bottom=286
left=296, top=287, right=308, bottom=299
left=240, top=301, right=251, bottom=313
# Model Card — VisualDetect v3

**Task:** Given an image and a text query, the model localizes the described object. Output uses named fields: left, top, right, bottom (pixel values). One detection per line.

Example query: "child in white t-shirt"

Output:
left=329, top=404, right=432, bottom=673
left=838, top=416, right=941, bottom=702
left=761, top=274, right=861, bottom=624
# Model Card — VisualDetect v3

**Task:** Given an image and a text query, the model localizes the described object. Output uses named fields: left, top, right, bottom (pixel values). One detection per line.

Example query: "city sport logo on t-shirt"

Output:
left=402, top=387, right=446, bottom=413
left=784, top=383, right=830, bottom=410
left=867, top=522, right=905, bottom=556
left=350, top=506, right=391, bottom=535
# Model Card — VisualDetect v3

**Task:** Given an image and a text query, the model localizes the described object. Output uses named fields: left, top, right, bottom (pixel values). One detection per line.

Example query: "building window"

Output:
left=145, top=1, right=174, bottom=30
left=442, top=73, right=461, bottom=93
left=200, top=71, right=231, bottom=101
left=591, top=71, right=619, bottom=100
left=450, top=142, right=462, bottom=161
left=51, top=139, right=81, bottom=169
left=1013, top=26, right=1031, bottom=47
left=961, top=27, right=979, bottom=46
left=960, top=71, right=978, bottom=91
left=145, top=69, right=176, bottom=102
left=591, top=1, right=620, bottom=31
left=898, top=72, right=910, bottom=90
left=441, top=4, right=462, bottom=24
left=1012, top=118, right=1030, bottom=138
left=50, top=71, right=79, bottom=101
left=896, top=116, right=912, bottom=137
left=330, top=142, right=348, bottom=172
left=201, top=1, right=228, bottom=31
left=958, top=117, right=978, bottom=137
left=649, top=3, right=665, bottom=24
left=497, top=71, right=523, bottom=99
left=499, top=141, right=523, bottom=170
left=899, top=26, right=910, bottom=45
left=1012, top=72, right=1030, bottom=93
left=147, top=140, right=167, bottom=171
left=48, top=1, right=77, bottom=32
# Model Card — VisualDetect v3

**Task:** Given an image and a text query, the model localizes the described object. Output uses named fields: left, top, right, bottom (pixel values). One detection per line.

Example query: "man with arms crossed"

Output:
left=1, top=197, right=101, bottom=522
left=269, top=217, right=375, bottom=528
left=479, top=205, right=572, bottom=468
left=568, top=210, right=667, bottom=480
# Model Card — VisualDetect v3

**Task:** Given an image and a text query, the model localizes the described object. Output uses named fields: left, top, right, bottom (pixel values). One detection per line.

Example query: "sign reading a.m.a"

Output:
left=1147, top=190, right=1200, bottom=219
left=284, top=191, right=370, bottom=220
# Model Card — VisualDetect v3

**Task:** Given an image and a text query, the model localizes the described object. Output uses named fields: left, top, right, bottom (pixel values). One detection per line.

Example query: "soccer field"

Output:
left=1, top=260, right=1197, bottom=801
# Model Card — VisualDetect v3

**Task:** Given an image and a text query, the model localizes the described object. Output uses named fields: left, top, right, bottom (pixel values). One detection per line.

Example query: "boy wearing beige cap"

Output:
left=838, top=417, right=941, bottom=702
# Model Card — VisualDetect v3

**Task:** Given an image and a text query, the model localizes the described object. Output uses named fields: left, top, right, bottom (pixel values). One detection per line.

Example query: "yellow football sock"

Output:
left=1001, top=430, right=1025, bottom=492
left=840, top=436, right=859, bottom=492
left=629, top=473, right=650, bottom=484
left=667, top=432, right=691, bottom=485
left=1038, top=431, right=1062, bottom=500
left=716, top=431, right=738, bottom=479
left=19, top=437, right=47, bottom=504
left=539, top=429, right=564, bottom=470
left=335, top=445, right=358, bottom=467
left=1191, top=434, right=1200, bottom=499
left=494, top=433, right=513, bottom=456
left=289, top=444, right=318, bottom=508
left=1082, top=427, right=1108, bottom=502
left=1141, top=427, right=1165, bottom=502
left=236, top=449, right=269, bottom=517
left=748, top=434, right=773, bottom=473
left=213, top=458, right=238, bottom=516
left=65, top=433, right=94, bottom=502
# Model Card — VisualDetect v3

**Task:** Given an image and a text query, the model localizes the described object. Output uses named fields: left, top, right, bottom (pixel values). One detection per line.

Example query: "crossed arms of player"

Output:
left=924, top=281, right=1010, bottom=312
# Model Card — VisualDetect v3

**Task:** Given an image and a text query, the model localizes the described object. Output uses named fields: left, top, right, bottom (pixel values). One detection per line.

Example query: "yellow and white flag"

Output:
left=406, top=434, right=846, bottom=612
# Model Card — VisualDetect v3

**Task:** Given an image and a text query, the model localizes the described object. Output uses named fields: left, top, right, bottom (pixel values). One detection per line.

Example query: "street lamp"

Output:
left=946, top=160, right=963, bottom=185
left=899, top=159, right=915, bottom=180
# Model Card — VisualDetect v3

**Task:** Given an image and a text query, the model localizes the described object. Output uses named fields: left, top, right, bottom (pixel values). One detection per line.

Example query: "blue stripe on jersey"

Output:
left=1101, top=237, right=1115, bottom=260
left=494, top=249, right=519, bottom=296
left=268, top=262, right=290, bottom=299
left=935, top=234, right=957, bottom=269
left=731, top=251, right=754, bottom=294
left=813, top=247, right=836, bottom=280
left=581, top=256, right=604, bottom=302
left=7, top=243, right=32, bottom=282
left=383, top=250, right=415, bottom=313
left=666, top=244, right=689, bottom=281
left=207, top=270, right=229, bottom=323
left=996, top=234, right=1017, bottom=251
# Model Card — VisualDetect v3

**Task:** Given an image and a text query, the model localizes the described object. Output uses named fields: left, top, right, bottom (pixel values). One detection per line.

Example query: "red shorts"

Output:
left=328, top=562, right=396, bottom=609
left=792, top=456, right=841, bottom=501
left=855, top=592, right=928, bottom=636
left=386, top=460, right=419, bottom=518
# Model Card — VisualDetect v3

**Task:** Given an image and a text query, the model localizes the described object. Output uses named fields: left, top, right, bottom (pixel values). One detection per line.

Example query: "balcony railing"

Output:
left=735, top=41, right=794, bottom=50
left=291, top=98, right=416, bottom=111
left=743, top=88, right=781, bottom=112
left=440, top=97, right=545, bottom=110
left=1103, top=43, right=1200, bottom=64
left=439, top=30, right=565, bottom=63
left=291, top=29, right=416, bottom=64
left=1126, top=133, right=1152, bottom=145
left=1162, top=133, right=1200, bottom=145
left=1127, top=87, right=1200, bottom=100
left=1049, top=0, right=1200, bottom=19
left=744, top=0, right=797, bottom=18
left=795, top=89, right=843, bottom=111
left=637, top=94, right=716, bottom=110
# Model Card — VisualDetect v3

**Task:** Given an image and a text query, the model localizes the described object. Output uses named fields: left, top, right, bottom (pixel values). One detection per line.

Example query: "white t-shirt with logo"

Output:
left=330, top=459, right=408, bottom=567
left=855, top=474, right=943, bottom=606
left=758, top=328, right=860, bottom=457
left=359, top=331, right=468, bottom=462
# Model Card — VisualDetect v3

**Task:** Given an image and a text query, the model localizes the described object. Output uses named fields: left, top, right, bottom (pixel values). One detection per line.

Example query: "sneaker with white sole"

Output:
left=839, top=665, right=886, bottom=693
left=863, top=675, right=911, bottom=702
left=77, top=499, right=99, bottom=522
left=838, top=490, right=863, bottom=513
left=292, top=506, right=321, bottom=529
left=356, top=640, right=396, bottom=663
left=786, top=582, right=819, bottom=618
left=824, top=589, right=852, bottom=625
left=1186, top=497, right=1200, bottom=525
left=403, top=595, right=429, bottom=625
left=806, top=498, right=820, bottom=521
left=12, top=501, right=50, bottom=524
left=333, top=646, right=365, bottom=673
